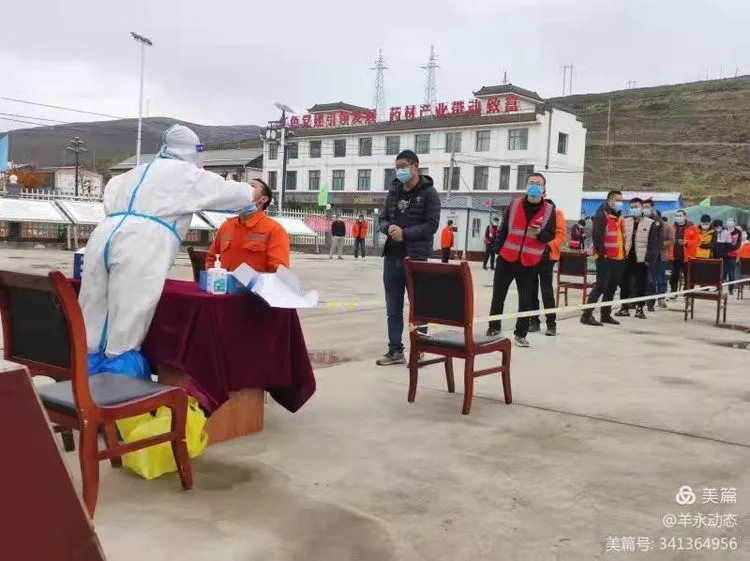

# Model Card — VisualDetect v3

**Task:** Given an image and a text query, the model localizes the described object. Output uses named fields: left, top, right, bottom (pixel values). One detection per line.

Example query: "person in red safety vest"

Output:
left=486, top=172, right=557, bottom=348
left=580, top=189, right=627, bottom=326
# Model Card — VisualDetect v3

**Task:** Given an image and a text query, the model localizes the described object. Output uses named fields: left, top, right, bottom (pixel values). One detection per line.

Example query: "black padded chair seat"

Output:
left=37, top=373, right=171, bottom=417
left=417, top=330, right=507, bottom=350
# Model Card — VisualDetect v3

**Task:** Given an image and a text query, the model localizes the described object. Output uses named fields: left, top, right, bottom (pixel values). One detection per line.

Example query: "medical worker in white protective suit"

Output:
left=80, top=124, right=258, bottom=378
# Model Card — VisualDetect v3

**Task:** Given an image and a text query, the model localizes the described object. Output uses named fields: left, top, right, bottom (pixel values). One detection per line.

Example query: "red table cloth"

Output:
left=73, top=279, right=316, bottom=415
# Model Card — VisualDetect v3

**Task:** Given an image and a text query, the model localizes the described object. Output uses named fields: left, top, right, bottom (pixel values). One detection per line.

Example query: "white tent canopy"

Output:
left=0, top=199, right=71, bottom=224
left=56, top=200, right=212, bottom=230
left=200, top=211, right=315, bottom=236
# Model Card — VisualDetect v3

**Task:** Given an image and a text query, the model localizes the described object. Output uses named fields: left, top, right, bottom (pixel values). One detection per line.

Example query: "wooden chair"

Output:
left=404, top=259, right=512, bottom=415
left=683, top=259, right=728, bottom=325
left=0, top=270, right=193, bottom=518
left=556, top=251, right=595, bottom=306
left=0, top=361, right=106, bottom=561
left=187, top=246, right=209, bottom=282
left=737, top=258, right=750, bottom=300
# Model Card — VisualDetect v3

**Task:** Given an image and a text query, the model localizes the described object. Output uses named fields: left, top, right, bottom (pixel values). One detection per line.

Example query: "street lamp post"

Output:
left=273, top=103, right=296, bottom=215
left=130, top=32, right=153, bottom=167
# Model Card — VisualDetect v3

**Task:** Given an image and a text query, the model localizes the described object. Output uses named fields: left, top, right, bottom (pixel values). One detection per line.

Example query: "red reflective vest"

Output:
left=499, top=198, right=554, bottom=267
left=601, top=213, right=625, bottom=259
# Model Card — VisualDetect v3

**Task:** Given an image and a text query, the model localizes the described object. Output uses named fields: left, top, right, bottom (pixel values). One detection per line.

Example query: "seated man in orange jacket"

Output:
left=206, top=178, right=290, bottom=273
left=528, top=205, right=566, bottom=336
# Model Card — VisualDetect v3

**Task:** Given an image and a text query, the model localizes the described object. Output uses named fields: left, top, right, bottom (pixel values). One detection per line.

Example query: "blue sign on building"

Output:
left=581, top=191, right=683, bottom=217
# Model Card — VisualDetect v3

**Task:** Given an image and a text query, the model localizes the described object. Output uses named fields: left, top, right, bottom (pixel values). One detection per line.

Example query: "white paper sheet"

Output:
left=231, top=263, right=319, bottom=309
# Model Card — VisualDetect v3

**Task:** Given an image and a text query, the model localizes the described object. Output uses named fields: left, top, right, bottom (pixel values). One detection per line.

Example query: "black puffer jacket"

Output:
left=379, top=175, right=441, bottom=260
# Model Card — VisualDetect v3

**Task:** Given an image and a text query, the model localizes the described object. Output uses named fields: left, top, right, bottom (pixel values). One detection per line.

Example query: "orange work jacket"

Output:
left=206, top=212, right=290, bottom=273
left=547, top=208, right=567, bottom=261
left=668, top=223, right=701, bottom=262
left=440, top=225, right=454, bottom=249
left=351, top=221, right=368, bottom=239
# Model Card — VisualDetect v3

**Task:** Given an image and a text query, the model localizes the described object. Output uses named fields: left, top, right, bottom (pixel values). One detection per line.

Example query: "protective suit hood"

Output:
left=158, top=124, right=205, bottom=168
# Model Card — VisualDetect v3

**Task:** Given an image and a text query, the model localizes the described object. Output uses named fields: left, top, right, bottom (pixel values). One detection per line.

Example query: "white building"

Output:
left=263, top=84, right=586, bottom=219
left=51, top=167, right=104, bottom=199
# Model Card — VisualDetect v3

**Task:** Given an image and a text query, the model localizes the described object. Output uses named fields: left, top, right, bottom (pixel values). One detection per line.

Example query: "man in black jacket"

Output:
left=376, top=149, right=441, bottom=366
left=329, top=214, right=346, bottom=260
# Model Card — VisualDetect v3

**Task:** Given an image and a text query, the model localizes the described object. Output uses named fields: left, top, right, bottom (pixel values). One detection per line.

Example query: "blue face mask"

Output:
left=526, top=184, right=543, bottom=198
left=611, top=200, right=623, bottom=212
left=630, top=207, right=643, bottom=217
left=395, top=168, right=412, bottom=184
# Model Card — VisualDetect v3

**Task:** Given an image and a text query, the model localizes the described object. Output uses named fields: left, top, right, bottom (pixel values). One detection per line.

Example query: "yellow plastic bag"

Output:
left=116, top=397, right=208, bottom=480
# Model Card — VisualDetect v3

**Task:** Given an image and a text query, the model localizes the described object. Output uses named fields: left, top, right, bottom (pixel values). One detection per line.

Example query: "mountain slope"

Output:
left=6, top=118, right=261, bottom=176
left=552, top=76, right=750, bottom=205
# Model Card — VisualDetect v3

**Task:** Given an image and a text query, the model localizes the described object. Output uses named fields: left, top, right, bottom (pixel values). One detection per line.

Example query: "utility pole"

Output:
left=130, top=32, right=153, bottom=166
left=446, top=143, right=456, bottom=198
left=568, top=64, right=574, bottom=94
left=371, top=49, right=387, bottom=122
left=280, top=112, right=288, bottom=214
left=606, top=98, right=612, bottom=145
left=561, top=64, right=574, bottom=95
left=66, top=137, right=88, bottom=198
left=270, top=102, right=296, bottom=215
left=421, top=45, right=439, bottom=108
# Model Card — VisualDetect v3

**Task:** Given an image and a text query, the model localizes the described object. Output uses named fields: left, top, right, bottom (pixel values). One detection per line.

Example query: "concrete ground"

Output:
left=3, top=248, right=750, bottom=560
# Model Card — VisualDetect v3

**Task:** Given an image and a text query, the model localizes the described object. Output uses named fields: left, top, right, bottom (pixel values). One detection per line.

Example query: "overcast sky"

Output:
left=1, top=0, right=748, bottom=132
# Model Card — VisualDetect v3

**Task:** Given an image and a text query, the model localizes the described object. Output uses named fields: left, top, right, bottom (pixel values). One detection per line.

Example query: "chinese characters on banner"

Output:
left=288, top=95, right=522, bottom=129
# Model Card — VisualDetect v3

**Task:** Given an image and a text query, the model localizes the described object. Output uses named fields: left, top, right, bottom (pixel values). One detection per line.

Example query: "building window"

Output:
left=267, top=171, right=277, bottom=190
left=309, top=140, right=321, bottom=158
left=357, top=169, right=371, bottom=191
left=517, top=165, right=535, bottom=190
left=473, top=166, right=489, bottom=191
left=384, top=168, right=396, bottom=189
left=308, top=170, right=320, bottom=191
left=508, top=128, right=529, bottom=151
left=332, top=170, right=345, bottom=191
left=334, top=139, right=346, bottom=157
left=359, top=137, right=372, bottom=157
left=415, top=134, right=430, bottom=154
left=287, top=142, right=298, bottom=159
left=499, top=165, right=510, bottom=190
left=475, top=130, right=491, bottom=152
left=442, top=167, right=460, bottom=191
left=268, top=143, right=278, bottom=160
left=285, top=170, right=297, bottom=191
left=471, top=217, right=481, bottom=238
left=385, top=136, right=401, bottom=155
left=445, top=132, right=462, bottom=153
left=557, top=132, right=569, bottom=155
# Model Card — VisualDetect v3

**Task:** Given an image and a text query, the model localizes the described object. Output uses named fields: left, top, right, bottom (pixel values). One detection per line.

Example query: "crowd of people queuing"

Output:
left=581, top=190, right=748, bottom=327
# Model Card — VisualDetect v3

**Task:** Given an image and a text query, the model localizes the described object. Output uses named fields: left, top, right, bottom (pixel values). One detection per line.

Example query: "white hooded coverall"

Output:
left=79, top=125, right=256, bottom=377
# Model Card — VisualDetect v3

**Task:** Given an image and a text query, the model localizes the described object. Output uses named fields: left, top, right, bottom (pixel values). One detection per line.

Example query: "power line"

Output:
left=0, top=97, right=125, bottom=120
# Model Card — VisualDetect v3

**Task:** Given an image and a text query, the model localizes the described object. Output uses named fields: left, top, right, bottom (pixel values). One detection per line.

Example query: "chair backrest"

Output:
left=187, top=246, right=208, bottom=282
left=687, top=258, right=723, bottom=289
left=740, top=258, right=750, bottom=276
left=0, top=362, right=106, bottom=560
left=405, top=259, right=472, bottom=328
left=0, top=270, right=93, bottom=411
left=558, top=251, right=589, bottom=277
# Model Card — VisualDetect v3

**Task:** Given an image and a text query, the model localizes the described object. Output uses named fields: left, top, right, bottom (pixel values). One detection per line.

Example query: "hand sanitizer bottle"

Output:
left=207, top=256, right=227, bottom=295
